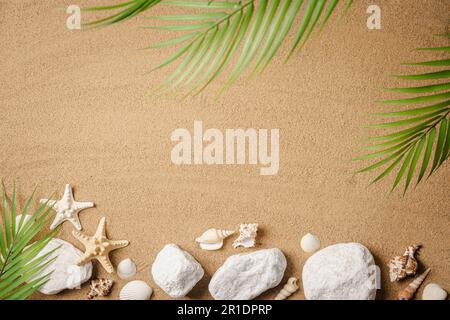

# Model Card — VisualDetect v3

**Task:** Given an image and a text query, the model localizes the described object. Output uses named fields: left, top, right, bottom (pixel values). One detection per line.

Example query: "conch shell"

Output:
left=398, top=268, right=430, bottom=300
left=195, top=228, right=234, bottom=251
left=232, top=223, right=258, bottom=248
left=87, top=278, right=114, bottom=299
left=275, top=277, right=299, bottom=300
left=388, top=245, right=420, bottom=282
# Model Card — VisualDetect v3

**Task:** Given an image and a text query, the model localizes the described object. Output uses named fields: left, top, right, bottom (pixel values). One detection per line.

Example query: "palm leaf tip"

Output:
left=359, top=36, right=450, bottom=193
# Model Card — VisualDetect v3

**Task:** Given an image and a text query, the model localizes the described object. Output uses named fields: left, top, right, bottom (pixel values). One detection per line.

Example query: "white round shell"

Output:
left=119, top=280, right=152, bottom=300
left=422, top=283, right=448, bottom=300
left=117, top=258, right=137, bottom=280
left=300, top=233, right=321, bottom=253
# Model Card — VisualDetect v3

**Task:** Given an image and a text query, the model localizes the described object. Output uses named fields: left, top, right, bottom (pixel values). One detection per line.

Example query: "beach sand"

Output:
left=0, top=0, right=449, bottom=300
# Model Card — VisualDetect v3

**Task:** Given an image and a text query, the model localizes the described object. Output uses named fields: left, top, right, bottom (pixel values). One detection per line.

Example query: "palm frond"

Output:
left=357, top=40, right=450, bottom=194
left=0, top=184, right=59, bottom=300
left=84, top=0, right=353, bottom=96
left=83, top=0, right=163, bottom=26
left=149, top=0, right=352, bottom=96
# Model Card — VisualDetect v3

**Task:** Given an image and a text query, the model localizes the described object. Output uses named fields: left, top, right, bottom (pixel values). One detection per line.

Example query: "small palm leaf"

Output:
left=0, top=184, right=59, bottom=300
left=357, top=39, right=450, bottom=193
left=84, top=0, right=353, bottom=96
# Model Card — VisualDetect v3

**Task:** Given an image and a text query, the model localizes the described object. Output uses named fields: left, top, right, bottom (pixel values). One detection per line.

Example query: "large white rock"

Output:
left=209, top=248, right=287, bottom=300
left=33, top=238, right=92, bottom=295
left=151, top=244, right=204, bottom=298
left=302, top=243, right=378, bottom=300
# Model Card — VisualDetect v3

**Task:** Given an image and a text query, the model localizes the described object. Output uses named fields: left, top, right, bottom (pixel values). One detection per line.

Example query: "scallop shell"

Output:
left=117, top=258, right=137, bottom=280
left=388, top=245, right=420, bottom=282
left=232, top=223, right=258, bottom=249
left=195, top=228, right=235, bottom=244
left=422, top=283, right=448, bottom=300
left=300, top=233, right=321, bottom=253
left=275, top=277, right=299, bottom=300
left=119, top=280, right=152, bottom=300
left=398, top=268, right=430, bottom=300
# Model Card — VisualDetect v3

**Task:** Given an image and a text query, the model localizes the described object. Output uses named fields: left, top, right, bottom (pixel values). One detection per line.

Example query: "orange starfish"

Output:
left=72, top=217, right=129, bottom=273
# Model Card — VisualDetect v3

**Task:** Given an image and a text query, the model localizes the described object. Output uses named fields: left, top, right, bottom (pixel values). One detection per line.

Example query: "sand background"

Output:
left=0, top=0, right=449, bottom=300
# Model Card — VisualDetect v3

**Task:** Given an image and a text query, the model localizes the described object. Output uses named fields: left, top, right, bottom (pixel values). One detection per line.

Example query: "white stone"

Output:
left=33, top=238, right=92, bottom=295
left=300, top=233, right=321, bottom=253
left=422, top=283, right=448, bottom=300
left=151, top=244, right=204, bottom=298
left=302, top=243, right=378, bottom=300
left=209, top=248, right=287, bottom=300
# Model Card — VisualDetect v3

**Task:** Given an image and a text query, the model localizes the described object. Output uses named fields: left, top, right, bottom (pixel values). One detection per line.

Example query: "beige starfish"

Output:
left=40, top=184, right=94, bottom=230
left=72, top=217, right=129, bottom=273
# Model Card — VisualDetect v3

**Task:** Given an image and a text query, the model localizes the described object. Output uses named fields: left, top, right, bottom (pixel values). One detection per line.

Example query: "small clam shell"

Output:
left=300, top=233, right=321, bottom=253
left=117, top=258, right=137, bottom=280
left=119, top=280, right=152, bottom=300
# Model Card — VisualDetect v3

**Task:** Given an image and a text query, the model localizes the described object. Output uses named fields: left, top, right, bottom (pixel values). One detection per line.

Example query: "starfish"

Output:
left=40, top=184, right=94, bottom=230
left=72, top=217, right=129, bottom=273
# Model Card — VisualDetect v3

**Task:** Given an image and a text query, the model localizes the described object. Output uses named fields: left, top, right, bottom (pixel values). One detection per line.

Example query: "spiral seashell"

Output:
left=119, top=280, right=153, bottom=300
left=195, top=228, right=235, bottom=244
left=398, top=268, right=430, bottom=300
left=232, top=223, right=258, bottom=249
left=275, top=277, right=299, bottom=300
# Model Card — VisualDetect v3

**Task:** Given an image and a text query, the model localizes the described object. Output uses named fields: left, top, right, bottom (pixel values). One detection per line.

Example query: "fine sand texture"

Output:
left=0, top=0, right=449, bottom=300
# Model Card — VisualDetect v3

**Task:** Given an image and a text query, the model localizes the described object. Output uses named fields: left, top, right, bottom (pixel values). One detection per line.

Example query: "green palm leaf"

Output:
left=0, top=184, right=59, bottom=300
left=357, top=37, right=450, bottom=193
left=83, top=0, right=163, bottom=26
left=84, top=0, right=353, bottom=95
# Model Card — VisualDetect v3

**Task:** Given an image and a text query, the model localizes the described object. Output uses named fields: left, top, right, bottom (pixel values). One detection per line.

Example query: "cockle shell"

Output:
left=422, top=283, right=448, bottom=300
left=117, top=258, right=137, bottom=280
left=275, top=277, right=299, bottom=300
left=87, top=278, right=114, bottom=299
left=388, top=245, right=420, bottom=282
left=195, top=228, right=234, bottom=251
left=119, top=280, right=153, bottom=300
left=232, top=223, right=258, bottom=249
left=300, top=233, right=321, bottom=253
left=398, top=268, right=430, bottom=300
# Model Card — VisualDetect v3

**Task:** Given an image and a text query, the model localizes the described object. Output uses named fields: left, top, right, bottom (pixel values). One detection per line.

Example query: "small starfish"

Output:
left=40, top=184, right=94, bottom=230
left=72, top=217, right=129, bottom=273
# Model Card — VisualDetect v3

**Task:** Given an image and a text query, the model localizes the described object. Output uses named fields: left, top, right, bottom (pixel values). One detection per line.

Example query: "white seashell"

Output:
left=200, top=242, right=223, bottom=251
left=422, top=283, right=448, bottom=300
left=232, top=224, right=258, bottom=249
left=300, top=233, right=321, bottom=253
left=119, top=280, right=153, bottom=300
left=195, top=229, right=235, bottom=244
left=117, top=258, right=137, bottom=280
left=275, top=277, right=299, bottom=300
